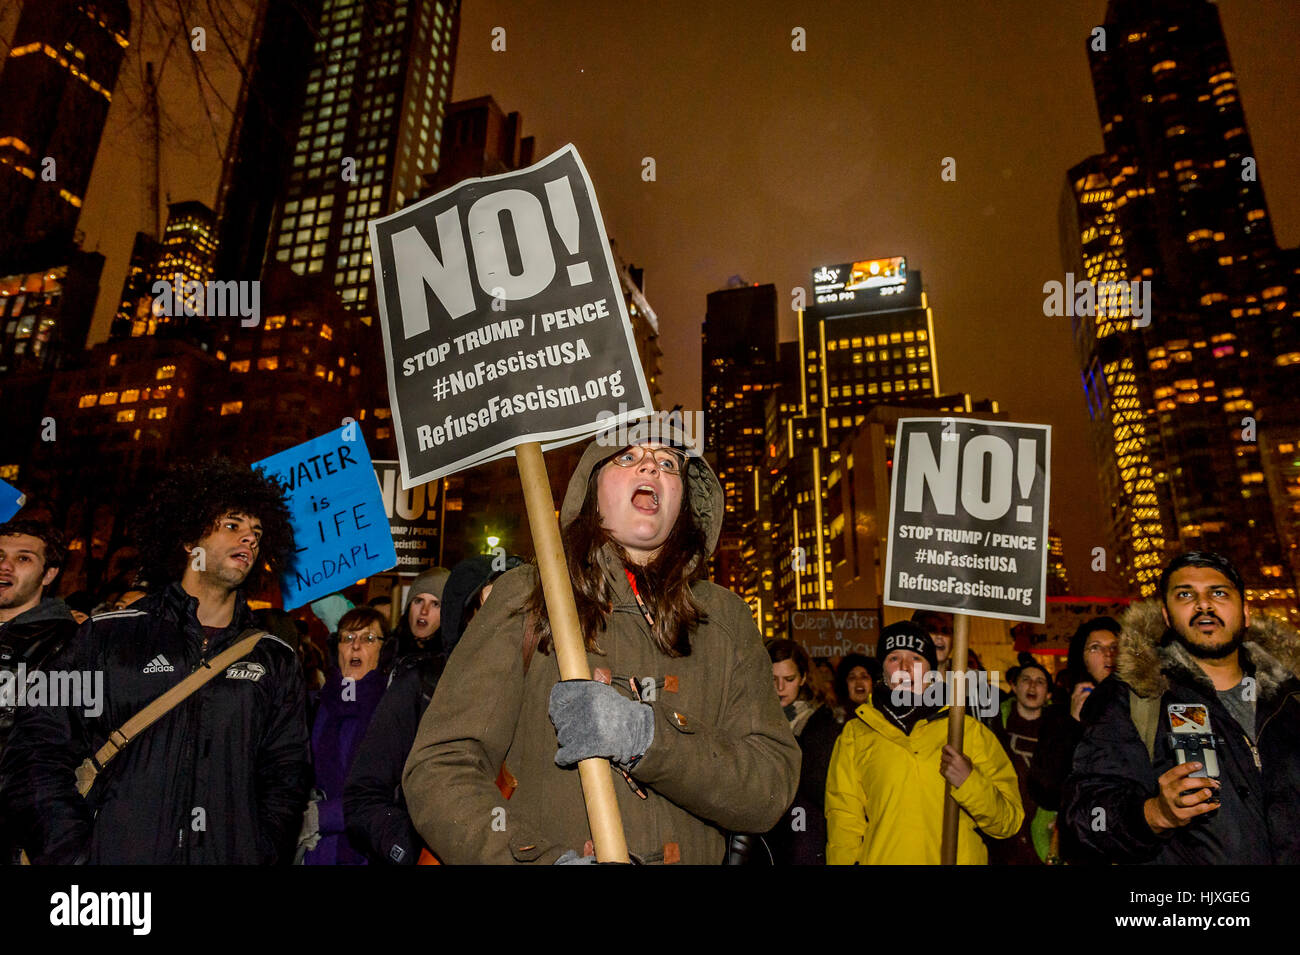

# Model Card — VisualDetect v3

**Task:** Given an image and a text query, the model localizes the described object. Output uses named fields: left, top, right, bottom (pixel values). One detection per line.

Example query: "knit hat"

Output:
left=876, top=620, right=938, bottom=671
left=403, top=566, right=450, bottom=611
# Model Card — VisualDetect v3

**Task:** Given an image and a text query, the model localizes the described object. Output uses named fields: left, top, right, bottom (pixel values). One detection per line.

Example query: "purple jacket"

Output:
left=305, top=667, right=387, bottom=865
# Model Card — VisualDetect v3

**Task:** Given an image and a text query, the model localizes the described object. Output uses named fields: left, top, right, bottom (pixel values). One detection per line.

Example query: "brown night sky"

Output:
left=7, top=1, right=1299, bottom=589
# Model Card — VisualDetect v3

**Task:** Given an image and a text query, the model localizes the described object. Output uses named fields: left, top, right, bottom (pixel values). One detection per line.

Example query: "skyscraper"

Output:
left=701, top=282, right=779, bottom=615
left=266, top=0, right=462, bottom=313
left=213, top=0, right=323, bottom=283
left=110, top=201, right=218, bottom=342
left=0, top=0, right=129, bottom=263
left=1063, top=0, right=1300, bottom=605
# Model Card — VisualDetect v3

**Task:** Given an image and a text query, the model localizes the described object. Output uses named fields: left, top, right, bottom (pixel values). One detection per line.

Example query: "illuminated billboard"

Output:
left=811, top=255, right=920, bottom=315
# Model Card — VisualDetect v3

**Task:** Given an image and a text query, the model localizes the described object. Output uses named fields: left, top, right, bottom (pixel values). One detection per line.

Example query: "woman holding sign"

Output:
left=825, top=621, right=1024, bottom=864
left=401, top=428, right=800, bottom=864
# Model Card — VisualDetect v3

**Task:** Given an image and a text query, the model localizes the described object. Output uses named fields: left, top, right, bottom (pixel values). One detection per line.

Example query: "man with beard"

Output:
left=0, top=459, right=311, bottom=864
left=1064, top=552, right=1300, bottom=863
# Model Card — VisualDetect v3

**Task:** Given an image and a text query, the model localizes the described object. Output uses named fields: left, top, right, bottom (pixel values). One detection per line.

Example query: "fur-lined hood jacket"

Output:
left=1117, top=599, right=1300, bottom=714
left=1063, top=598, right=1300, bottom=864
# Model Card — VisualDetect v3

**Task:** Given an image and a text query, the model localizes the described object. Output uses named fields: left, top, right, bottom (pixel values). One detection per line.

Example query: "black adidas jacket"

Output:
left=1063, top=601, right=1300, bottom=864
left=0, top=582, right=311, bottom=864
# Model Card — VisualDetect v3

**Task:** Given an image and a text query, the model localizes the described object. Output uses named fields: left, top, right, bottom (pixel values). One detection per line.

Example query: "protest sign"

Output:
left=373, top=460, right=441, bottom=574
left=369, top=143, right=653, bottom=489
left=1012, top=596, right=1131, bottom=655
left=256, top=428, right=397, bottom=610
left=789, top=609, right=879, bottom=658
left=884, top=417, right=1051, bottom=623
left=0, top=477, right=24, bottom=523
left=369, top=143, right=636, bottom=861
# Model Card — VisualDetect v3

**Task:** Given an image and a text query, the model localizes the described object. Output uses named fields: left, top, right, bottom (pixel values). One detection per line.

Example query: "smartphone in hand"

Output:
left=1168, top=703, right=1219, bottom=779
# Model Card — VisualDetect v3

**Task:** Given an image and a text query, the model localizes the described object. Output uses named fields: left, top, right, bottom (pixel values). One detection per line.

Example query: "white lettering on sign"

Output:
left=392, top=176, right=590, bottom=342
left=902, top=430, right=1038, bottom=523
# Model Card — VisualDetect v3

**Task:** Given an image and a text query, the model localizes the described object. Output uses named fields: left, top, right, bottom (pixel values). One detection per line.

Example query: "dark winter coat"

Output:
left=0, top=598, right=78, bottom=863
left=1063, top=601, right=1300, bottom=864
left=304, top=667, right=386, bottom=865
left=767, top=702, right=837, bottom=865
left=401, top=430, right=800, bottom=864
left=0, top=598, right=78, bottom=759
left=344, top=653, right=445, bottom=864
left=0, top=582, right=312, bottom=864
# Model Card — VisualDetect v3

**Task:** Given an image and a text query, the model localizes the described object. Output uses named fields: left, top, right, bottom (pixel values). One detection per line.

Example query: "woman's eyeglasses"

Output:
left=340, top=632, right=382, bottom=645
left=609, top=446, right=688, bottom=475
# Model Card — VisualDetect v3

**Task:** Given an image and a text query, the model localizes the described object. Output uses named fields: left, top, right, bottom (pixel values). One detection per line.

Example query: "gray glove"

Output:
left=548, top=680, right=655, bottom=769
left=554, top=849, right=598, bottom=865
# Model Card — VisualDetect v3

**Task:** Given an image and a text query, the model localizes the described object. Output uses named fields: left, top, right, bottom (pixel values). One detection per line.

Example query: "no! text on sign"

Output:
left=883, top=418, right=1051, bottom=623
left=368, top=143, right=653, bottom=488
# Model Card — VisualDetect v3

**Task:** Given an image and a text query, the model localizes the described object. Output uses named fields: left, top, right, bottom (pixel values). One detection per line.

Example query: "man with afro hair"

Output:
left=0, top=458, right=312, bottom=864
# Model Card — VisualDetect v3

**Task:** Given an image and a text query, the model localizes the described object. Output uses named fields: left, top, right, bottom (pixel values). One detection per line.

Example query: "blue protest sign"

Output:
left=256, top=427, right=397, bottom=610
left=0, top=478, right=25, bottom=523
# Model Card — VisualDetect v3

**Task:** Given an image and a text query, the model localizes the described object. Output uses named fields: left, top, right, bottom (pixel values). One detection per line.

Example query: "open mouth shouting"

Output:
left=631, top=483, right=661, bottom=514
left=229, top=549, right=253, bottom=569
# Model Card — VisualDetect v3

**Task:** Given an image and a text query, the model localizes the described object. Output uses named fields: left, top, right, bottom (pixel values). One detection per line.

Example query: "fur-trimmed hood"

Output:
left=1118, top=599, right=1300, bottom=703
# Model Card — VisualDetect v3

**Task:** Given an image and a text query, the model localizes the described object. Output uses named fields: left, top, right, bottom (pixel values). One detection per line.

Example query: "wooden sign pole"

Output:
left=940, top=612, right=972, bottom=865
left=515, top=441, right=630, bottom=863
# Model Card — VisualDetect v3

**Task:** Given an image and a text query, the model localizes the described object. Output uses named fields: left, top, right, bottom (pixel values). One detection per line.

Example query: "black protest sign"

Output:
left=884, top=418, right=1051, bottom=623
left=789, top=609, right=880, bottom=658
left=373, top=460, right=441, bottom=574
left=369, top=144, right=654, bottom=489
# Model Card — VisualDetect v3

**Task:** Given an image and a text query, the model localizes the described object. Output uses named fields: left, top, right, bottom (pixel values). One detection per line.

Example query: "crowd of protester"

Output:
left=0, top=433, right=1297, bottom=865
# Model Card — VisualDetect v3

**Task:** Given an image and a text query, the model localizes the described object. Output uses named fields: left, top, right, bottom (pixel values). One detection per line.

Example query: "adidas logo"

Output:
left=142, top=655, right=175, bottom=674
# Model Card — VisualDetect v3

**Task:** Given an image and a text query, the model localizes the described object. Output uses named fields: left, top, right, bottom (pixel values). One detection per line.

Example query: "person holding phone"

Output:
left=1062, top=552, right=1300, bottom=864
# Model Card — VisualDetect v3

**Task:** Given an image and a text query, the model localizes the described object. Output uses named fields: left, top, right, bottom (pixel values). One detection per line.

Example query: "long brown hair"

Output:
left=526, top=457, right=709, bottom=658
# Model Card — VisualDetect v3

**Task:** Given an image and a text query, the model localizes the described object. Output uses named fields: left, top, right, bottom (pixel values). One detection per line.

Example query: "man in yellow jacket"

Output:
left=826, top=621, right=1023, bottom=864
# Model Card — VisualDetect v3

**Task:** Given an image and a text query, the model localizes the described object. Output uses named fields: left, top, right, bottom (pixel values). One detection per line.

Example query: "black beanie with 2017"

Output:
left=876, top=621, right=939, bottom=671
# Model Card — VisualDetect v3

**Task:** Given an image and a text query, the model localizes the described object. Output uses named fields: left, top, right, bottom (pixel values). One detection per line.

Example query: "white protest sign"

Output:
left=884, top=418, right=1051, bottom=623
left=368, top=144, right=653, bottom=489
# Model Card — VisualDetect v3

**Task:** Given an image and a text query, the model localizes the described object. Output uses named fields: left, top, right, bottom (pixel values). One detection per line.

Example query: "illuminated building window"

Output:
left=220, top=401, right=243, bottom=416
left=99, top=391, right=118, bottom=405
left=148, top=406, right=167, bottom=420
left=258, top=356, right=280, bottom=371
left=78, top=394, right=97, bottom=408
left=265, top=314, right=287, bottom=330
left=851, top=337, right=862, bottom=348
left=376, top=427, right=392, bottom=440
left=115, top=409, right=135, bottom=423
left=230, top=360, right=250, bottom=373
left=156, top=365, right=176, bottom=380
left=890, top=333, right=901, bottom=344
